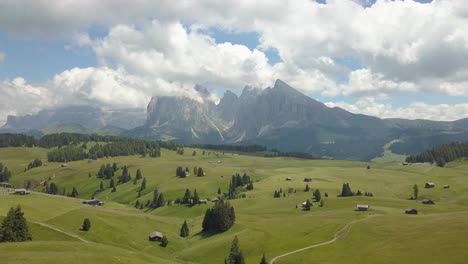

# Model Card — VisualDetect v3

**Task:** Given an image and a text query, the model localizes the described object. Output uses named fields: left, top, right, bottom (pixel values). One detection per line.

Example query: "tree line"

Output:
left=189, top=144, right=267, bottom=153
left=264, top=151, right=322, bottom=160
left=406, top=141, right=468, bottom=167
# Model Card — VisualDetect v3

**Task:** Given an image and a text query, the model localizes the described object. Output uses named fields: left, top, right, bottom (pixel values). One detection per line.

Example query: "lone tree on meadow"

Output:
left=0, top=206, right=32, bottom=242
left=82, top=218, right=91, bottom=231
left=136, top=169, right=143, bottom=180
left=260, top=253, right=268, bottom=264
left=225, top=236, right=245, bottom=264
left=304, top=184, right=310, bottom=192
left=180, top=220, right=190, bottom=237
left=303, top=199, right=312, bottom=211
left=340, top=183, right=353, bottom=197
left=202, top=201, right=236, bottom=233
left=413, top=184, right=419, bottom=200
left=70, top=187, right=79, bottom=197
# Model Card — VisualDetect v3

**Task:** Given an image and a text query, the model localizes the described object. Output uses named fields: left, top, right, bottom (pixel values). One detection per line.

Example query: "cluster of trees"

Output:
left=176, top=166, right=189, bottom=177
left=190, top=144, right=267, bottom=153
left=0, top=206, right=32, bottom=242
left=338, top=183, right=372, bottom=197
left=26, top=158, right=42, bottom=171
left=406, top=141, right=468, bottom=167
left=0, top=163, right=12, bottom=182
left=47, top=145, right=87, bottom=162
left=150, top=188, right=166, bottom=209
left=87, top=140, right=160, bottom=159
left=176, top=148, right=184, bottom=155
left=0, top=132, right=179, bottom=151
left=202, top=201, right=236, bottom=233
left=97, top=163, right=118, bottom=179
left=273, top=188, right=286, bottom=198
left=177, top=189, right=201, bottom=206
left=119, top=166, right=132, bottom=183
left=192, top=166, right=205, bottom=177
left=264, top=151, right=322, bottom=160
left=176, top=166, right=206, bottom=177
left=44, top=182, right=79, bottom=197
left=227, top=173, right=253, bottom=199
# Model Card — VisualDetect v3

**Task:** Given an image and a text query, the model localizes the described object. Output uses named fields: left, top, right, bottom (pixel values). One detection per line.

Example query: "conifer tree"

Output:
left=136, top=169, right=142, bottom=180
left=226, top=236, right=245, bottom=264
left=260, top=253, right=268, bottom=264
left=180, top=220, right=190, bottom=237
left=70, top=187, right=79, bottom=197
left=156, top=193, right=165, bottom=208
left=152, top=188, right=160, bottom=208
left=182, top=189, right=191, bottom=204
left=0, top=206, right=32, bottom=242
left=304, top=184, right=310, bottom=192
left=140, top=177, right=147, bottom=191
left=303, top=199, right=312, bottom=211
left=110, top=179, right=115, bottom=188
left=413, top=184, right=419, bottom=200
left=193, top=189, right=200, bottom=205
left=218, top=187, right=222, bottom=195
left=313, top=189, right=321, bottom=202
left=135, top=199, right=140, bottom=208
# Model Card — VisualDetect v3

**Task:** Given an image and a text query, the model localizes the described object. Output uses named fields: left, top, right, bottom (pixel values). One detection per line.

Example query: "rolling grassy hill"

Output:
left=1, top=147, right=468, bottom=263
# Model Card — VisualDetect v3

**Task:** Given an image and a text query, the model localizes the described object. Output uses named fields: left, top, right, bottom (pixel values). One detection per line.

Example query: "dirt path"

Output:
left=270, top=215, right=377, bottom=264
left=33, top=221, right=90, bottom=243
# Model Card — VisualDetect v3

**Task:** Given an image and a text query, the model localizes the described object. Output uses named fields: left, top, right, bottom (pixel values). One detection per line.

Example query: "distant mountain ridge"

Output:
left=3, top=79, right=468, bottom=160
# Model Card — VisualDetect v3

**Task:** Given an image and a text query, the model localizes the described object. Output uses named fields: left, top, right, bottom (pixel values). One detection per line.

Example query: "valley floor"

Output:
left=1, top=147, right=468, bottom=263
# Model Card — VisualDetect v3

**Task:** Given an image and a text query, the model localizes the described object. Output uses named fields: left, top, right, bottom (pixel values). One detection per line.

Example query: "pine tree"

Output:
left=136, top=169, right=142, bottom=180
left=0, top=206, right=32, bottom=242
left=319, top=199, right=324, bottom=207
left=152, top=188, right=160, bottom=208
left=140, top=177, right=147, bottom=191
left=180, top=220, right=189, bottom=237
left=413, top=184, right=419, bottom=200
left=70, top=187, right=79, bottom=197
left=110, top=179, right=115, bottom=188
left=112, top=186, right=116, bottom=192
left=202, top=201, right=236, bottom=233
left=340, top=183, right=353, bottom=197
left=260, top=253, right=268, bottom=264
left=160, top=236, right=168, bottom=247
left=192, top=151, right=196, bottom=156
left=218, top=187, right=222, bottom=195
left=226, top=236, right=245, bottom=264
left=135, top=199, right=141, bottom=208
left=304, top=184, right=310, bottom=192
left=182, top=189, right=191, bottom=204
left=313, top=189, right=321, bottom=202
left=82, top=218, right=91, bottom=231
left=197, top=167, right=204, bottom=176
left=193, top=189, right=200, bottom=205
left=156, top=193, right=165, bottom=208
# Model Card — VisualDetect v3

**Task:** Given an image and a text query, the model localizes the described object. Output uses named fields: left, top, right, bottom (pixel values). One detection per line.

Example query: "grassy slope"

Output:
left=0, top=147, right=467, bottom=263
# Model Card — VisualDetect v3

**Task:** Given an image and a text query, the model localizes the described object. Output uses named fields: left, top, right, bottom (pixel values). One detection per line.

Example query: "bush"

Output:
left=82, top=218, right=91, bottom=231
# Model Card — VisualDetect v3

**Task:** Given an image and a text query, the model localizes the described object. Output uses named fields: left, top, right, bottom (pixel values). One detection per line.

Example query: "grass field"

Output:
left=1, top=147, right=467, bottom=263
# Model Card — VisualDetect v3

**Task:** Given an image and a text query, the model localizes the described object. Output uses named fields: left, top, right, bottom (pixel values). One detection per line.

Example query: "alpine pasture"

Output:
left=1, top=147, right=468, bottom=263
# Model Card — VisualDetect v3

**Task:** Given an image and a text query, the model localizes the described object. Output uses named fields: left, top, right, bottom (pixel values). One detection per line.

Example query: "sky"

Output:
left=1, top=0, right=468, bottom=124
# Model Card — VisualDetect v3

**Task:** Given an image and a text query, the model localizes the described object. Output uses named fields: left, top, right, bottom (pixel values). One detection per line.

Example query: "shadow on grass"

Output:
left=193, top=230, right=219, bottom=239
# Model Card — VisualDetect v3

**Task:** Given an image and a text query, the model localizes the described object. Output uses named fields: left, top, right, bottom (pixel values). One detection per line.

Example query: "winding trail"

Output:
left=33, top=221, right=90, bottom=243
left=270, top=215, right=378, bottom=264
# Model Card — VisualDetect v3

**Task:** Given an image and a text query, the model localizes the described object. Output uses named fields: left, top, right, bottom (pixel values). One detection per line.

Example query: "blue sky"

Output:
left=0, top=0, right=467, bottom=122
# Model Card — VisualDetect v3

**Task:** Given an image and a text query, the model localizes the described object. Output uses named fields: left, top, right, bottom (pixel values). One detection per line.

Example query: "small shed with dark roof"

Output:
left=405, top=208, right=418, bottom=215
left=422, top=199, right=434, bottom=205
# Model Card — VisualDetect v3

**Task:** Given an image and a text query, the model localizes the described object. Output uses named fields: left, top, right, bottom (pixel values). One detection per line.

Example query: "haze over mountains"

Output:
left=3, top=80, right=468, bottom=160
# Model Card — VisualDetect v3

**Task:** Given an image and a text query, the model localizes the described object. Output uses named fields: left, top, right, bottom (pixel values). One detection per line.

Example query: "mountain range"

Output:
left=3, top=79, right=468, bottom=160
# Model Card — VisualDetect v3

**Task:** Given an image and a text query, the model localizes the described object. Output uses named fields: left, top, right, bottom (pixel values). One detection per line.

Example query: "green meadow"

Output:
left=1, top=147, right=468, bottom=263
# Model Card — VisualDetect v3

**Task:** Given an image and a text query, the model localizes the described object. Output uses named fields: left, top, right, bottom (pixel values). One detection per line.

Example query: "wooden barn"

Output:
left=425, top=182, right=435, bottom=188
left=356, top=204, right=369, bottom=211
